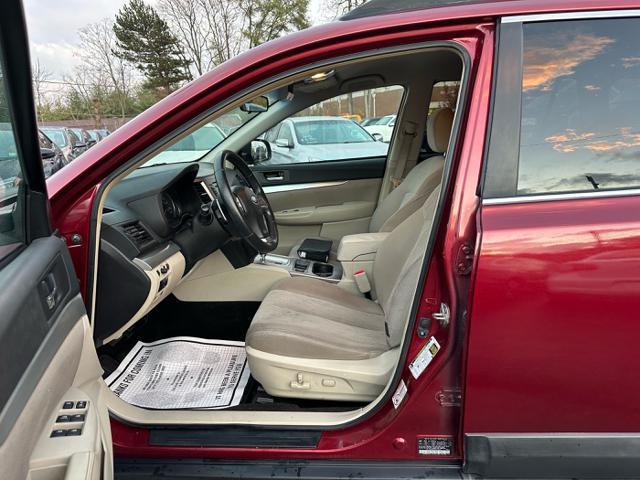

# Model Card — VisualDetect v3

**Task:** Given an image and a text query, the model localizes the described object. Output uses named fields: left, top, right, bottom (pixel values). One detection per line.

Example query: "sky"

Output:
left=23, top=0, right=327, bottom=83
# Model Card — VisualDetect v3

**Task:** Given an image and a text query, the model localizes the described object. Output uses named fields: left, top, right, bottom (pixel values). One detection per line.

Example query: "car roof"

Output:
left=342, top=0, right=489, bottom=20
left=341, top=0, right=639, bottom=21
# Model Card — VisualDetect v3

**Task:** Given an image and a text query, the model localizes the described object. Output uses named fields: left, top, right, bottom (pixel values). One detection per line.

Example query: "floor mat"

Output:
left=105, top=336, right=250, bottom=410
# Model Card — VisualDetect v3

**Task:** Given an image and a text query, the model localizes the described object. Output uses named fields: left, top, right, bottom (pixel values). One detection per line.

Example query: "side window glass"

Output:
left=276, top=123, right=294, bottom=147
left=518, top=19, right=640, bottom=195
left=0, top=67, right=24, bottom=248
left=257, top=86, right=404, bottom=166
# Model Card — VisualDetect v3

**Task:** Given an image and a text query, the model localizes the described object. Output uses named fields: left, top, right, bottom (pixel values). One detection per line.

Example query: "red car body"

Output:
left=41, top=0, right=640, bottom=475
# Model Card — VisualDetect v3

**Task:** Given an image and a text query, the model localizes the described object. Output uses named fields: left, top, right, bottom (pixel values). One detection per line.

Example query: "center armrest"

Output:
left=336, top=232, right=390, bottom=262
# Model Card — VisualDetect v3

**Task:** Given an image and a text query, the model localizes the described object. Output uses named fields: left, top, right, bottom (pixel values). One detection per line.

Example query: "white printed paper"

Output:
left=392, top=379, right=407, bottom=409
left=105, top=337, right=250, bottom=410
left=409, top=336, right=440, bottom=379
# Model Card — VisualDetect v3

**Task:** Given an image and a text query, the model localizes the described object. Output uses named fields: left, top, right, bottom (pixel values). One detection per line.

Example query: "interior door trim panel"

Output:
left=252, top=157, right=386, bottom=186
left=263, top=181, right=347, bottom=194
left=0, top=236, right=83, bottom=444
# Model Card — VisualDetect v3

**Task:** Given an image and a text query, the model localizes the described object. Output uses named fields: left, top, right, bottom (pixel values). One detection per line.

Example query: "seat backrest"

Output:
left=373, top=186, right=441, bottom=347
left=368, top=107, right=453, bottom=233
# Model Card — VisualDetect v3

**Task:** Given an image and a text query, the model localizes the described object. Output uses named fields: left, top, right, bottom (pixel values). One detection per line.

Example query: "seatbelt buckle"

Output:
left=353, top=269, right=372, bottom=297
left=391, top=177, right=402, bottom=188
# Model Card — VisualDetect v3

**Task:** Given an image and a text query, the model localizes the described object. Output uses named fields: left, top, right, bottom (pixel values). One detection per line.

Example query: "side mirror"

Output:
left=250, top=139, right=272, bottom=164
left=372, top=133, right=384, bottom=142
left=240, top=95, right=269, bottom=113
left=74, top=142, right=87, bottom=151
left=275, top=138, right=293, bottom=149
left=40, top=147, right=56, bottom=160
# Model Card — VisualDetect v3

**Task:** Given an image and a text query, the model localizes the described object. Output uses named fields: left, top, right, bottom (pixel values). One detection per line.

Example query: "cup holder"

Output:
left=312, top=262, right=334, bottom=278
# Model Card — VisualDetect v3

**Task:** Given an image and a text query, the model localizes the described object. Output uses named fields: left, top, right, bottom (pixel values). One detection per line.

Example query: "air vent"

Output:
left=194, top=181, right=213, bottom=203
left=121, top=221, right=153, bottom=248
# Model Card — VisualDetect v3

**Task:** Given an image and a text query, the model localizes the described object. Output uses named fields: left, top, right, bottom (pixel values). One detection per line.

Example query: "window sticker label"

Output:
left=417, top=436, right=453, bottom=456
left=392, top=379, right=407, bottom=409
left=409, top=336, right=440, bottom=379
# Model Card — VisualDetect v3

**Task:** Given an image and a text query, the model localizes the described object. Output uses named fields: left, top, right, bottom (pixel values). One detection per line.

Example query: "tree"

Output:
left=32, top=58, right=52, bottom=122
left=113, top=0, right=191, bottom=98
left=327, top=0, right=367, bottom=16
left=79, top=19, right=136, bottom=118
left=159, top=0, right=214, bottom=77
left=239, top=0, right=311, bottom=48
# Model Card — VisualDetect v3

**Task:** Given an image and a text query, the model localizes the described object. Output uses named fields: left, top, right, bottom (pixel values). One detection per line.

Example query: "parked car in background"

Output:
left=262, top=116, right=388, bottom=164
left=40, top=126, right=87, bottom=160
left=38, top=130, right=68, bottom=177
left=70, top=127, right=96, bottom=149
left=360, top=116, right=382, bottom=127
left=143, top=122, right=226, bottom=166
left=87, top=129, right=104, bottom=143
left=363, top=113, right=396, bottom=142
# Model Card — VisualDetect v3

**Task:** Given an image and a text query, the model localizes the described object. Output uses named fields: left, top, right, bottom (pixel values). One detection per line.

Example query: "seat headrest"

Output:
left=426, top=107, right=454, bottom=154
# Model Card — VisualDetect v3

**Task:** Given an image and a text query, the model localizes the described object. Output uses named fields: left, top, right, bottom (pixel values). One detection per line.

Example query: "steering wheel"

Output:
left=213, top=150, right=278, bottom=254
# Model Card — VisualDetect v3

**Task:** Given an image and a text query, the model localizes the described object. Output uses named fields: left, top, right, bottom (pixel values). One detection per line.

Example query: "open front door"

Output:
left=0, top=2, right=113, bottom=479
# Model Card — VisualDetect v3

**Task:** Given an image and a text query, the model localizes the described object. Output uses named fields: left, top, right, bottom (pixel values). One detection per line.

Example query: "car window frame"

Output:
left=0, top=0, right=52, bottom=265
left=483, top=11, right=640, bottom=204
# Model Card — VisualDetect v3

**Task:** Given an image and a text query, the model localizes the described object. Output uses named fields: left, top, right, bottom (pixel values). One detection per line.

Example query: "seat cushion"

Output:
left=246, top=277, right=388, bottom=361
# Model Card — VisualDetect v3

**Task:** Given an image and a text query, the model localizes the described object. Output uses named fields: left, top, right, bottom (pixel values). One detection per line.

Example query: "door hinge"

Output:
left=455, top=242, right=474, bottom=275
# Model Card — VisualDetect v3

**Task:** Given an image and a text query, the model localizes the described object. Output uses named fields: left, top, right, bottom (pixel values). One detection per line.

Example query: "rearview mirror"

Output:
left=240, top=96, right=269, bottom=113
left=40, top=147, right=56, bottom=160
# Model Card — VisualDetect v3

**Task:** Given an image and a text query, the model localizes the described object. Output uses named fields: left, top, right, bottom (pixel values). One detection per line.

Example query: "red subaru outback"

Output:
left=2, top=0, right=640, bottom=479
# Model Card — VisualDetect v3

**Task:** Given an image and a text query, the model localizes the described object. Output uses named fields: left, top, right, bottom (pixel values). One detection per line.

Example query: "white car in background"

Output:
left=143, top=123, right=226, bottom=166
left=363, top=114, right=396, bottom=142
left=263, top=116, right=389, bottom=165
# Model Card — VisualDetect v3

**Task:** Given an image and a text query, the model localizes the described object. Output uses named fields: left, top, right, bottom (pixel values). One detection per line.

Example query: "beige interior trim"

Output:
left=1, top=316, right=113, bottom=480
left=274, top=201, right=375, bottom=225
left=336, top=232, right=390, bottom=262
left=246, top=347, right=399, bottom=402
left=103, top=250, right=186, bottom=344
left=174, top=250, right=290, bottom=302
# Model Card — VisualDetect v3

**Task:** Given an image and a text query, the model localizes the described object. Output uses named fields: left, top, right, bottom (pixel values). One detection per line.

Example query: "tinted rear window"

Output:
left=518, top=18, right=640, bottom=195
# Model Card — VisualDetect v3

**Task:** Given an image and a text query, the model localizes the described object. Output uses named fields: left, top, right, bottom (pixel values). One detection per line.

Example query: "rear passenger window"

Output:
left=518, top=19, right=640, bottom=195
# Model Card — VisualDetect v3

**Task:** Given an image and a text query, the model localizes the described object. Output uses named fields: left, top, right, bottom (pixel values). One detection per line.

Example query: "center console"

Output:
left=255, top=254, right=343, bottom=282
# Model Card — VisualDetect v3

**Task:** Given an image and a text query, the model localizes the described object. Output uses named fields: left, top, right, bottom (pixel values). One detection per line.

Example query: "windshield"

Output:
left=41, top=129, right=67, bottom=147
left=140, top=105, right=261, bottom=167
left=293, top=119, right=374, bottom=145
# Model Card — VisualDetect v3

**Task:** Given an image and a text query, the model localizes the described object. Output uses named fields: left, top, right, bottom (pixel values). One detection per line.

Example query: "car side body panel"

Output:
left=465, top=194, right=640, bottom=433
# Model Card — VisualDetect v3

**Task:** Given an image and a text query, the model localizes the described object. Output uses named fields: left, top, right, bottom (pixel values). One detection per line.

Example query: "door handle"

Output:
left=263, top=171, right=284, bottom=181
left=40, top=273, right=58, bottom=311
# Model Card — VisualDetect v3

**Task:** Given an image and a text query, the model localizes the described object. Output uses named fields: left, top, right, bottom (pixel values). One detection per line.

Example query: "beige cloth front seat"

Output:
left=246, top=187, right=441, bottom=401
left=288, top=107, right=453, bottom=258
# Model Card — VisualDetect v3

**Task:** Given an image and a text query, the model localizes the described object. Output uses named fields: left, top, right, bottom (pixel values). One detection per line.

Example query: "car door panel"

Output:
left=0, top=237, right=112, bottom=480
left=264, top=177, right=381, bottom=254
left=252, top=156, right=385, bottom=186
left=254, top=157, right=385, bottom=254
left=0, top=2, right=112, bottom=479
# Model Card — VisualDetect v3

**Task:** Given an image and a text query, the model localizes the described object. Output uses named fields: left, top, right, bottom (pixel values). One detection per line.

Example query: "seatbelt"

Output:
left=390, top=120, right=418, bottom=189
left=353, top=269, right=372, bottom=299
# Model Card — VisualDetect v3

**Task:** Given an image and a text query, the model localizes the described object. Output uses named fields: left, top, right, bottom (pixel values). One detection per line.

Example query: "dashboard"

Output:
left=94, top=162, right=232, bottom=344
